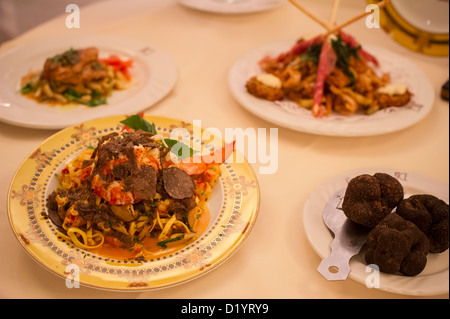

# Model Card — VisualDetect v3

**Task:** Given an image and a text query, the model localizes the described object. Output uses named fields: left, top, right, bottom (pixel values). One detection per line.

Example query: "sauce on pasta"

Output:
left=47, top=124, right=223, bottom=262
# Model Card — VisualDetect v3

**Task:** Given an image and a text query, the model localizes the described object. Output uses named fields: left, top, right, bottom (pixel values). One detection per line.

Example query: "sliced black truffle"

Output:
left=163, top=167, right=195, bottom=199
left=342, top=173, right=404, bottom=228
left=123, top=165, right=157, bottom=201
left=46, top=190, right=64, bottom=228
left=365, top=213, right=430, bottom=276
left=396, top=194, right=449, bottom=253
left=74, top=201, right=110, bottom=223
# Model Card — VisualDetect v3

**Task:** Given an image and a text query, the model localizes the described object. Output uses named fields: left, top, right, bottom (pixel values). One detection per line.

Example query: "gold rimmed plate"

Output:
left=369, top=0, right=449, bottom=56
left=8, top=115, right=260, bottom=291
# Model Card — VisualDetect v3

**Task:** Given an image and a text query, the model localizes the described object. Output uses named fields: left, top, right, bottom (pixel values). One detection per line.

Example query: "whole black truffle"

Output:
left=365, top=213, right=430, bottom=276
left=396, top=194, right=449, bottom=253
left=342, top=173, right=404, bottom=228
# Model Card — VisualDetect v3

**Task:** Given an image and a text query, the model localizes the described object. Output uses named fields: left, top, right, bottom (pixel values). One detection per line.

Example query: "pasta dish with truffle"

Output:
left=46, top=115, right=231, bottom=261
left=20, top=47, right=133, bottom=107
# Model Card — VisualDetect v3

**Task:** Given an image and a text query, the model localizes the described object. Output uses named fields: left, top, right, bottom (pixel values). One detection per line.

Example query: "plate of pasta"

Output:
left=8, top=114, right=260, bottom=290
left=0, top=35, right=177, bottom=129
left=229, top=33, right=434, bottom=136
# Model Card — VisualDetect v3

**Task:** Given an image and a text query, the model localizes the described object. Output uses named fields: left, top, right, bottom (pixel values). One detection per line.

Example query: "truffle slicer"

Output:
left=317, top=188, right=370, bottom=281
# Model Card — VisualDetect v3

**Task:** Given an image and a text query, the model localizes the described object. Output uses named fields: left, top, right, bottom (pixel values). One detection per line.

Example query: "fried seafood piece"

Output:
left=396, top=194, right=449, bottom=253
left=245, top=76, right=284, bottom=101
left=365, top=213, right=430, bottom=276
left=326, top=68, right=352, bottom=89
left=342, top=173, right=404, bottom=228
left=376, top=90, right=412, bottom=109
left=333, top=92, right=358, bottom=115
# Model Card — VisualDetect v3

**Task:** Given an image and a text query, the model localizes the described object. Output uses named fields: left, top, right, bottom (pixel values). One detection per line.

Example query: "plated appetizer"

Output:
left=20, top=47, right=133, bottom=107
left=46, top=115, right=231, bottom=261
left=246, top=30, right=412, bottom=118
left=246, top=0, right=412, bottom=118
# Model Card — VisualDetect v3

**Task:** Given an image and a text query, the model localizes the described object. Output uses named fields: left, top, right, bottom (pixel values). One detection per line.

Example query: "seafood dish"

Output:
left=20, top=47, right=133, bottom=107
left=45, top=115, right=232, bottom=261
left=246, top=30, right=412, bottom=117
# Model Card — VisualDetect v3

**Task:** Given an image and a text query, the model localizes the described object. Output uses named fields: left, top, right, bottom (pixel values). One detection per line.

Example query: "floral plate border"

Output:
left=8, top=115, right=260, bottom=291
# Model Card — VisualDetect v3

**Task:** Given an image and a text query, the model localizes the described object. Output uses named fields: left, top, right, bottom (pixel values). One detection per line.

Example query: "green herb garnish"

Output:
left=163, top=138, right=198, bottom=159
left=300, top=43, right=323, bottom=66
left=64, top=87, right=83, bottom=99
left=50, top=48, right=80, bottom=66
left=63, top=88, right=106, bottom=107
left=120, top=114, right=157, bottom=134
left=298, top=36, right=361, bottom=85
left=120, top=115, right=198, bottom=159
left=20, top=82, right=34, bottom=94
left=157, top=234, right=185, bottom=249
left=86, top=90, right=107, bottom=107
left=331, top=35, right=360, bottom=85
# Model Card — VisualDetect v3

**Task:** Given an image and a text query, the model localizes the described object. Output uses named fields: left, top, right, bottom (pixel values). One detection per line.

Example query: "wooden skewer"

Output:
left=324, top=0, right=390, bottom=37
left=328, top=0, right=340, bottom=28
left=288, top=0, right=331, bottom=31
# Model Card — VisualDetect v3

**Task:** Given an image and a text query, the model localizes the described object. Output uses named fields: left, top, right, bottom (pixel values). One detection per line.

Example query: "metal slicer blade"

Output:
left=317, top=188, right=370, bottom=281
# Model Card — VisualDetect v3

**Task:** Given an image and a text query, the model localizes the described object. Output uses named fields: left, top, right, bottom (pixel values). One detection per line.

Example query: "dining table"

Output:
left=0, top=0, right=448, bottom=300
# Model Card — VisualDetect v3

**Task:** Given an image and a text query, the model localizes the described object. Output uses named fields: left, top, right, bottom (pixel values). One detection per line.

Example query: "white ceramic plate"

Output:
left=0, top=35, right=177, bottom=129
left=229, top=41, right=434, bottom=136
left=303, top=168, right=449, bottom=296
left=177, top=0, right=286, bottom=14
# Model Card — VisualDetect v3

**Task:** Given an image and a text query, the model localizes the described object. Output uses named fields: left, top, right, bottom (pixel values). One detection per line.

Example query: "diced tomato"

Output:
left=100, top=54, right=133, bottom=80
left=79, top=166, right=92, bottom=181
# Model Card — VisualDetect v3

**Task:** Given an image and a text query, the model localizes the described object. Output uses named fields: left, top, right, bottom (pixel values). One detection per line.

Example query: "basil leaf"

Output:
left=120, top=114, right=157, bottom=134
left=120, top=115, right=198, bottom=159
left=164, top=138, right=198, bottom=159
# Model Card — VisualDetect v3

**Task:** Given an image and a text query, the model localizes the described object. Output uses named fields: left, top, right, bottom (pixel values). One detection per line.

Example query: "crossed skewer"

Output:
left=288, top=0, right=390, bottom=37
left=284, top=0, right=390, bottom=117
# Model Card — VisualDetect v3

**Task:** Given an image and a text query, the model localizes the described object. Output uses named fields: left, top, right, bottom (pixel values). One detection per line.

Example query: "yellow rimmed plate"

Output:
left=368, top=0, right=449, bottom=56
left=7, top=114, right=260, bottom=291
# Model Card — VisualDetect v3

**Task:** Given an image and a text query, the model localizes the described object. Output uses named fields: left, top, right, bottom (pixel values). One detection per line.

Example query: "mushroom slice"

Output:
left=110, top=204, right=139, bottom=222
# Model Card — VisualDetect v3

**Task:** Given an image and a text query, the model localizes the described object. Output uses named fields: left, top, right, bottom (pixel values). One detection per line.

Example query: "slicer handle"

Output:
left=317, top=246, right=355, bottom=281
